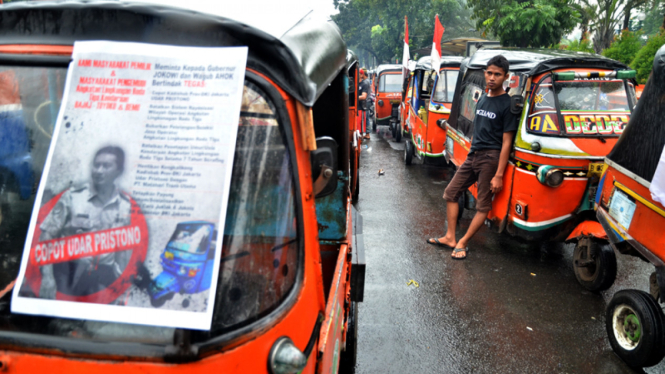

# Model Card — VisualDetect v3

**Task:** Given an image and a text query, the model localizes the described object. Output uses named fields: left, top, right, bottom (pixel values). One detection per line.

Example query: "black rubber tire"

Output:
left=339, top=301, right=358, bottom=373
left=573, top=240, right=617, bottom=292
left=404, top=140, right=413, bottom=165
left=395, top=123, right=402, bottom=142
left=390, top=121, right=396, bottom=139
left=606, top=289, right=665, bottom=368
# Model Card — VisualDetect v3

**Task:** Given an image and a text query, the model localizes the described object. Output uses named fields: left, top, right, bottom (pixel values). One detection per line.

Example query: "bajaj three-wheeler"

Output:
left=596, top=45, right=665, bottom=369
left=0, top=2, right=365, bottom=373
left=372, top=64, right=402, bottom=134
left=347, top=50, right=361, bottom=204
left=443, top=49, right=637, bottom=292
left=401, top=56, right=463, bottom=165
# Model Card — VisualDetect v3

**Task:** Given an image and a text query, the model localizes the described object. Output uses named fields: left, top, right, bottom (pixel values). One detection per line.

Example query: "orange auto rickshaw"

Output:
left=443, top=49, right=637, bottom=292
left=372, top=64, right=402, bottom=133
left=595, top=45, right=665, bottom=369
left=0, top=2, right=364, bottom=373
left=401, top=56, right=463, bottom=164
left=347, top=50, right=361, bottom=204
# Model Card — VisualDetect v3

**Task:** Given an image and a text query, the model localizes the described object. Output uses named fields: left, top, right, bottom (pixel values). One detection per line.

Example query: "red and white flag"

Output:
left=402, top=16, right=410, bottom=80
left=430, top=15, right=445, bottom=72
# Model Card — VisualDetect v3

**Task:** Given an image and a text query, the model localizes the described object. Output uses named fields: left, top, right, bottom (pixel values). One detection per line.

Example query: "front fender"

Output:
left=565, top=220, right=608, bottom=242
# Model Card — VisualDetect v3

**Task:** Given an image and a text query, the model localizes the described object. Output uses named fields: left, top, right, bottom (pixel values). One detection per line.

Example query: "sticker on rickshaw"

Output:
left=528, top=113, right=559, bottom=134
left=609, top=190, right=636, bottom=230
left=11, top=41, right=248, bottom=330
left=563, top=113, right=629, bottom=135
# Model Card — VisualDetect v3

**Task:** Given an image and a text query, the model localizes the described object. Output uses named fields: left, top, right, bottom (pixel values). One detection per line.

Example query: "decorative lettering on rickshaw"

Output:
left=528, top=113, right=559, bottom=134
left=562, top=113, right=629, bottom=135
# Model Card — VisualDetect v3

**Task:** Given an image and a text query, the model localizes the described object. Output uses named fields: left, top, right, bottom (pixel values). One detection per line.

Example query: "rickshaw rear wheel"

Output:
left=573, top=239, right=616, bottom=292
left=404, top=140, right=413, bottom=165
left=606, top=290, right=665, bottom=368
left=339, top=301, right=358, bottom=373
left=395, top=123, right=402, bottom=142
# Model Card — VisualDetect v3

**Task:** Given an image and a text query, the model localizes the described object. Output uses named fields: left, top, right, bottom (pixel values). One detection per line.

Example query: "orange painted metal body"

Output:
left=347, top=57, right=361, bottom=199
left=596, top=165, right=665, bottom=264
left=446, top=68, right=632, bottom=240
left=374, top=71, right=401, bottom=126
left=0, top=45, right=359, bottom=373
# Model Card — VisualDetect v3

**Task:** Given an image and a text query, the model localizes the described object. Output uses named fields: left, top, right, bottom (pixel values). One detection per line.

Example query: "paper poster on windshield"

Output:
left=11, top=41, right=247, bottom=330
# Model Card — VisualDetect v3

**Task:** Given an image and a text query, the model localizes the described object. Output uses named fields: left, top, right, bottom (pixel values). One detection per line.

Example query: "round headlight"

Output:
left=536, top=165, right=564, bottom=188
left=378, top=100, right=384, bottom=107
left=269, top=337, right=307, bottom=374
left=531, top=141, right=541, bottom=152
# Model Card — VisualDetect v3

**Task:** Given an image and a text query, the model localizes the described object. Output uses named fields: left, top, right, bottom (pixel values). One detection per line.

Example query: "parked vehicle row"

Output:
left=387, top=45, right=665, bottom=369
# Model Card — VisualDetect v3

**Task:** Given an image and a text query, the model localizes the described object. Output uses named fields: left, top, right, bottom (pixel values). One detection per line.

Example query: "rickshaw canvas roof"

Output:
left=375, top=64, right=402, bottom=76
left=466, top=48, right=630, bottom=75
left=414, top=56, right=464, bottom=71
left=0, top=0, right=348, bottom=106
left=347, top=49, right=358, bottom=69
left=607, top=46, right=665, bottom=184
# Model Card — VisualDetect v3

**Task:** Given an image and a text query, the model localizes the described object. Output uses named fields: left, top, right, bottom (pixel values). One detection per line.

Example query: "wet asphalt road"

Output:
left=353, top=125, right=665, bottom=374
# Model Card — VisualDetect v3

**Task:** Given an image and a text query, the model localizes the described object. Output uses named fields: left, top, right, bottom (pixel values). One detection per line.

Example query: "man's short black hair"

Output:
left=487, top=55, right=509, bottom=75
left=95, top=146, right=125, bottom=172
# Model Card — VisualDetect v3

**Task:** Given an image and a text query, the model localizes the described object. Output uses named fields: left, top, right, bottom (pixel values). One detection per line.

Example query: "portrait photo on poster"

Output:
left=11, top=41, right=248, bottom=330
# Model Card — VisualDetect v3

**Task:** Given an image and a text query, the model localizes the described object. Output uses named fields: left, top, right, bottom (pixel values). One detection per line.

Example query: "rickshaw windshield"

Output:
left=555, top=80, right=629, bottom=112
left=378, top=73, right=402, bottom=93
left=0, top=69, right=300, bottom=347
left=527, top=75, right=632, bottom=136
left=432, top=70, right=459, bottom=103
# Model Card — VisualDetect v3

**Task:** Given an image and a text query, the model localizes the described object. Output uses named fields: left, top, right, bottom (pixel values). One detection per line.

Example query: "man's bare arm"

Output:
left=490, top=131, right=515, bottom=193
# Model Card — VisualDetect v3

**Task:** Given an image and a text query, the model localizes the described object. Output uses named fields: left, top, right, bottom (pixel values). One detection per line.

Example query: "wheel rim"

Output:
left=613, top=304, right=642, bottom=350
left=574, top=245, right=599, bottom=282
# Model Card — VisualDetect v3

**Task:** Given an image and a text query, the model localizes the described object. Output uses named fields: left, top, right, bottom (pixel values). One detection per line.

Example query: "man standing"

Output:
left=38, top=146, right=132, bottom=298
left=358, top=68, right=371, bottom=139
left=427, top=55, right=517, bottom=260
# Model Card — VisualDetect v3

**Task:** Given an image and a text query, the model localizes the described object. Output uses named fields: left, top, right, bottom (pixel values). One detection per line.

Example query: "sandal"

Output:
left=427, top=238, right=453, bottom=249
left=451, top=247, right=469, bottom=260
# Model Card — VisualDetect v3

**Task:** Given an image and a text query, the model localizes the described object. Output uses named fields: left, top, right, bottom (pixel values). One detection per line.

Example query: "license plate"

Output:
left=609, top=190, right=636, bottom=230
left=588, top=162, right=605, bottom=178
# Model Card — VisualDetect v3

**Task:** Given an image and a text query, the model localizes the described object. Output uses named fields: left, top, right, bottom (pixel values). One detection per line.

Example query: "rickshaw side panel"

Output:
left=317, top=243, right=349, bottom=374
left=598, top=166, right=665, bottom=263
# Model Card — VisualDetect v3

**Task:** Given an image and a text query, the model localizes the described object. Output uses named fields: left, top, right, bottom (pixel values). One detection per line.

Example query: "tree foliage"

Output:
left=602, top=30, right=643, bottom=64
left=333, top=0, right=476, bottom=64
left=469, top=0, right=578, bottom=47
left=631, top=29, right=665, bottom=83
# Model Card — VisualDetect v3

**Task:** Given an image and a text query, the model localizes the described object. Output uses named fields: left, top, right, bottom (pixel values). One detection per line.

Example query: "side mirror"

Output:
left=311, top=137, right=338, bottom=198
left=510, top=95, right=524, bottom=115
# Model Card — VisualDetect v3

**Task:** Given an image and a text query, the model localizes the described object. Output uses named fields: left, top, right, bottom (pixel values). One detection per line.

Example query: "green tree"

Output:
left=333, top=0, right=475, bottom=64
left=631, top=29, right=665, bottom=83
left=602, top=30, right=642, bottom=64
left=469, top=0, right=578, bottom=47
left=557, top=38, right=595, bottom=52
left=588, top=0, right=625, bottom=53
left=643, top=0, right=665, bottom=36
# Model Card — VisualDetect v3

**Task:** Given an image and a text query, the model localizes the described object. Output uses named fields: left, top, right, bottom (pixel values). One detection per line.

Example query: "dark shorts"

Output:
left=443, top=149, right=500, bottom=212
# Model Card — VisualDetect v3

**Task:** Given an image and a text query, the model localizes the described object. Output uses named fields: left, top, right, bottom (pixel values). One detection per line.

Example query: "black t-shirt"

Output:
left=358, top=79, right=370, bottom=110
left=469, top=93, right=518, bottom=152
